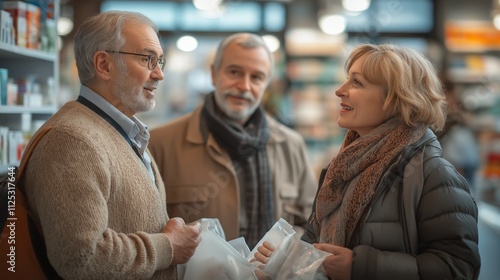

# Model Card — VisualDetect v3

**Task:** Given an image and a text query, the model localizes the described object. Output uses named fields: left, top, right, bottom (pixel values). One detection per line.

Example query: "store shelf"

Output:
left=0, top=43, right=57, bottom=62
left=0, top=105, right=57, bottom=114
left=0, top=1, right=60, bottom=172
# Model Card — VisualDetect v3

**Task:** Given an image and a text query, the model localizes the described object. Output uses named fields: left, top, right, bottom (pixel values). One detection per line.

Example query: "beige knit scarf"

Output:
left=315, top=118, right=426, bottom=247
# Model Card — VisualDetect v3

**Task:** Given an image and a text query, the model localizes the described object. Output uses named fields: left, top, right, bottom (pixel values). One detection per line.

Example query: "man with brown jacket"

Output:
left=149, top=33, right=317, bottom=248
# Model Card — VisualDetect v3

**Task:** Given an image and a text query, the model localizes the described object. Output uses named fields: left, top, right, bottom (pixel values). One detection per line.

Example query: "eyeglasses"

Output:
left=105, top=50, right=166, bottom=71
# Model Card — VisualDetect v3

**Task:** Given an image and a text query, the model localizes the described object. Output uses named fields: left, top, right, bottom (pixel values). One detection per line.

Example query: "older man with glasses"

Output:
left=22, top=11, right=201, bottom=280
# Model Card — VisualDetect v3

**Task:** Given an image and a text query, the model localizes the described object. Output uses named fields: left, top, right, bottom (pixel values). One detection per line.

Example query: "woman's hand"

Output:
left=251, top=241, right=276, bottom=280
left=314, top=243, right=353, bottom=280
left=253, top=241, right=276, bottom=264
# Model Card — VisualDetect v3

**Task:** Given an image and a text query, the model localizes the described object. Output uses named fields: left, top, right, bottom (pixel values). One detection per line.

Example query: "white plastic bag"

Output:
left=247, top=218, right=295, bottom=262
left=253, top=219, right=331, bottom=280
left=200, top=217, right=225, bottom=239
left=228, top=236, right=251, bottom=258
left=180, top=219, right=258, bottom=280
left=275, top=235, right=330, bottom=280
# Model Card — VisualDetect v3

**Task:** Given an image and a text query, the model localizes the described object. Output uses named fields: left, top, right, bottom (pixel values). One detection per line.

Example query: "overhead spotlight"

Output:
left=262, top=35, right=280, bottom=52
left=493, top=10, right=500, bottom=30
left=176, top=36, right=198, bottom=52
left=342, top=0, right=371, bottom=12
left=193, top=0, right=222, bottom=11
left=318, top=14, right=346, bottom=35
left=57, top=16, right=73, bottom=36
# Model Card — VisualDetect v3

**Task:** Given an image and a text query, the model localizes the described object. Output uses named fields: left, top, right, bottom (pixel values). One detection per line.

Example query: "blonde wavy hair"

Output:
left=345, top=44, right=447, bottom=132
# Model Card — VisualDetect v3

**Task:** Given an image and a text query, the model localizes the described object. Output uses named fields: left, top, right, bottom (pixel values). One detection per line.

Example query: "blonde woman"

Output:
left=256, top=44, right=480, bottom=280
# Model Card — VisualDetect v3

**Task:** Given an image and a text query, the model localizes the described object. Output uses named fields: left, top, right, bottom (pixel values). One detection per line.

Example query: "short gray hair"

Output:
left=74, top=11, right=159, bottom=85
left=212, top=33, right=274, bottom=82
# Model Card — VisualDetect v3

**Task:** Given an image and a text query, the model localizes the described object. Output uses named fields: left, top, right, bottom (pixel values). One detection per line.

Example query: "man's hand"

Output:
left=314, top=243, right=352, bottom=280
left=162, top=217, right=202, bottom=265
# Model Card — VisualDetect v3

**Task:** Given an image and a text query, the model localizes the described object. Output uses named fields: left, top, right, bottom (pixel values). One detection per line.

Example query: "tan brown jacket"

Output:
left=149, top=105, right=317, bottom=240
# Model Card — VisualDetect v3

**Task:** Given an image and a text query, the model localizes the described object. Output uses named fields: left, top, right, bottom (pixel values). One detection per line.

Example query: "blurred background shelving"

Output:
left=0, top=0, right=59, bottom=172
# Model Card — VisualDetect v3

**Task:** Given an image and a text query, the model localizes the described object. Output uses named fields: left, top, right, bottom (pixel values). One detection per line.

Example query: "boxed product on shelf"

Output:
left=24, top=0, right=57, bottom=52
left=0, top=68, right=7, bottom=105
left=24, top=0, right=56, bottom=21
left=9, top=78, right=45, bottom=106
left=0, top=126, right=8, bottom=165
left=25, top=1, right=40, bottom=49
left=42, top=76, right=55, bottom=106
left=0, top=9, right=14, bottom=44
left=7, top=129, right=26, bottom=165
left=39, top=16, right=54, bottom=52
left=15, top=78, right=27, bottom=105
left=483, top=135, right=500, bottom=179
left=6, top=78, right=17, bottom=105
left=1, top=1, right=28, bottom=48
left=24, top=81, right=42, bottom=107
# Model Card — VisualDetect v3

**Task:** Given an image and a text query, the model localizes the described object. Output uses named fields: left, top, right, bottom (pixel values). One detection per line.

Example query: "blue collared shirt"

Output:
left=79, top=85, right=155, bottom=181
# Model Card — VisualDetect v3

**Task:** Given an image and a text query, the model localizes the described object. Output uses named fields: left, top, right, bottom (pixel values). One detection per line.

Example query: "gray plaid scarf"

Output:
left=201, top=93, right=274, bottom=248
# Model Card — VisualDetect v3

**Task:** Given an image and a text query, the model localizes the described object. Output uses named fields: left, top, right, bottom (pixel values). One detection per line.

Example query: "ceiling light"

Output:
left=318, top=14, right=346, bottom=35
left=262, top=35, right=281, bottom=52
left=494, top=13, right=500, bottom=30
left=342, top=0, right=371, bottom=12
left=193, top=0, right=222, bottom=11
left=176, top=36, right=198, bottom=52
left=57, top=17, right=73, bottom=36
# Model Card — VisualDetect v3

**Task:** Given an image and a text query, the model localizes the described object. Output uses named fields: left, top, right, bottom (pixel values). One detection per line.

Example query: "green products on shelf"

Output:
left=0, top=68, right=7, bottom=105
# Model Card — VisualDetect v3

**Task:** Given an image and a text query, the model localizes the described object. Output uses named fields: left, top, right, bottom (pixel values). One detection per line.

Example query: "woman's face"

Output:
left=335, top=54, right=390, bottom=137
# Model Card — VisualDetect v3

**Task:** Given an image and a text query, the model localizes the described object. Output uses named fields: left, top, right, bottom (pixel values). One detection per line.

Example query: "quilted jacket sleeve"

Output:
left=351, top=150, right=480, bottom=280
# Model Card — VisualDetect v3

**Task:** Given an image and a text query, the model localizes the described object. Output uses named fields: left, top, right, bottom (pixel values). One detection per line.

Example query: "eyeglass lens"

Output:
left=150, top=56, right=165, bottom=71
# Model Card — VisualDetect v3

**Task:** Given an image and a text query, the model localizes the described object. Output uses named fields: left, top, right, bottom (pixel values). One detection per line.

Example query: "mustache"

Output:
left=224, top=91, right=255, bottom=102
left=145, top=81, right=159, bottom=88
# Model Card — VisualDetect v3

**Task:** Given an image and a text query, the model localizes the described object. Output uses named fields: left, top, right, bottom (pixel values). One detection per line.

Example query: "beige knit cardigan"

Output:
left=24, top=101, right=176, bottom=280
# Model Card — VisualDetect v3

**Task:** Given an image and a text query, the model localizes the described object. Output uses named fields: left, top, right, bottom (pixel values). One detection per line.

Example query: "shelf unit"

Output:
left=0, top=3, right=59, bottom=174
left=277, top=28, right=345, bottom=176
left=444, top=50, right=500, bottom=199
left=286, top=57, right=344, bottom=142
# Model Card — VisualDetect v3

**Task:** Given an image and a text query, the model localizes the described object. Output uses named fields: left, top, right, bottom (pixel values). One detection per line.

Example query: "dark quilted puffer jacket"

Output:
left=303, top=129, right=481, bottom=280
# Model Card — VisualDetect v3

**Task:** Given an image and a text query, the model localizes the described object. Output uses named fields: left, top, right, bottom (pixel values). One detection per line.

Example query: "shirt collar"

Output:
left=79, top=86, right=148, bottom=145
